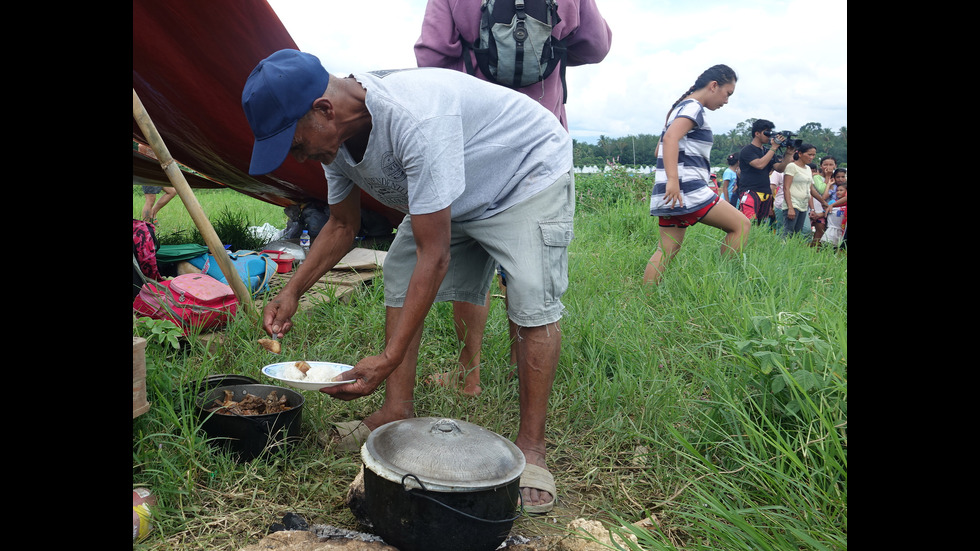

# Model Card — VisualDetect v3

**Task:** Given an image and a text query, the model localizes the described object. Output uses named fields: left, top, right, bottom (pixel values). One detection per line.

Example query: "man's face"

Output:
left=289, top=110, right=341, bottom=166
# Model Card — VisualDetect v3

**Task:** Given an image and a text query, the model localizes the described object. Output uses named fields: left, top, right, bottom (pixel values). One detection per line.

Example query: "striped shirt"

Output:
left=649, top=99, right=717, bottom=216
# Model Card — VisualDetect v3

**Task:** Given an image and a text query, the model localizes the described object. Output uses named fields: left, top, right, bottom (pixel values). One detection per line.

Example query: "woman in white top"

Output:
left=780, top=143, right=818, bottom=239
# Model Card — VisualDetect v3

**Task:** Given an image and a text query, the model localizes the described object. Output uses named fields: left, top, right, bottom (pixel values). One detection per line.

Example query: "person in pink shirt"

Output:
left=415, top=0, right=612, bottom=514
left=415, top=0, right=612, bottom=129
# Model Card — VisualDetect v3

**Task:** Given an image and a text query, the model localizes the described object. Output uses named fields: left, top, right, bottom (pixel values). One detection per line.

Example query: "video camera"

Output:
left=764, top=130, right=802, bottom=149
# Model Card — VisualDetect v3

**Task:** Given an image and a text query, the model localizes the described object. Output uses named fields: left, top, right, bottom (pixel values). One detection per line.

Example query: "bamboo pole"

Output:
left=133, top=88, right=254, bottom=314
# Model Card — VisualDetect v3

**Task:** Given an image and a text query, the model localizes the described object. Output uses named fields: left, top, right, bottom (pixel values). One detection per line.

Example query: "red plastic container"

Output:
left=262, top=250, right=295, bottom=274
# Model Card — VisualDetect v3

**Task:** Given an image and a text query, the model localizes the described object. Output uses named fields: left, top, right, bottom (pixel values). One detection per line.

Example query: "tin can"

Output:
left=133, top=488, right=157, bottom=542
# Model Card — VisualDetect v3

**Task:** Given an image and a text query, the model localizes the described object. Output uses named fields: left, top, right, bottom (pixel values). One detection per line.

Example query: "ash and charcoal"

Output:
left=268, top=513, right=534, bottom=549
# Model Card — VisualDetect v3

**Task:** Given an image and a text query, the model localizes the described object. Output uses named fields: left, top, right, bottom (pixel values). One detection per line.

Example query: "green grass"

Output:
left=132, top=174, right=846, bottom=550
left=134, top=186, right=288, bottom=249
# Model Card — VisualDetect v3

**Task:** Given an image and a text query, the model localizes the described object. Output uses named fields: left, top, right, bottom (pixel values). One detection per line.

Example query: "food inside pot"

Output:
left=205, top=389, right=293, bottom=416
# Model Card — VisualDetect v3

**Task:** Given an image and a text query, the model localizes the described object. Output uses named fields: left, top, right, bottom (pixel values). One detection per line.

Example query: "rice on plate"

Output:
left=283, top=361, right=336, bottom=382
left=262, top=361, right=355, bottom=391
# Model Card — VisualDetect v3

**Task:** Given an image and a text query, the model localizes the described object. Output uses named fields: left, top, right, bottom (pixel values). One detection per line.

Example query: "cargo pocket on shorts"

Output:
left=539, top=220, right=574, bottom=301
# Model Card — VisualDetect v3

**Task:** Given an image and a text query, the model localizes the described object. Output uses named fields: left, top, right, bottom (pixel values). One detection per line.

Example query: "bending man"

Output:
left=245, top=50, right=574, bottom=513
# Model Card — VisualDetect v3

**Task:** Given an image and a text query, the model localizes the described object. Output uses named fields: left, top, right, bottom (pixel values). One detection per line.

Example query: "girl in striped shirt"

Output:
left=644, top=64, right=751, bottom=285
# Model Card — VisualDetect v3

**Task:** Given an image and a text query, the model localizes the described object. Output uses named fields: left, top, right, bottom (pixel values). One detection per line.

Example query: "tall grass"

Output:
left=133, top=186, right=287, bottom=248
left=132, top=174, right=846, bottom=550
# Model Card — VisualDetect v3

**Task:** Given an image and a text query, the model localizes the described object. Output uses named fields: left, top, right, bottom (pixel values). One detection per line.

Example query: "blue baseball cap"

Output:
left=242, top=49, right=330, bottom=175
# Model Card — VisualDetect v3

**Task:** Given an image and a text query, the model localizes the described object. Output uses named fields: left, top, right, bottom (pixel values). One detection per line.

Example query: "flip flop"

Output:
left=519, top=464, right=556, bottom=514
left=321, top=420, right=371, bottom=452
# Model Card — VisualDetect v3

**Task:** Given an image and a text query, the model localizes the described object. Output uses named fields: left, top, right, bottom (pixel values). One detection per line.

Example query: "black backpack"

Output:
left=463, top=0, right=568, bottom=102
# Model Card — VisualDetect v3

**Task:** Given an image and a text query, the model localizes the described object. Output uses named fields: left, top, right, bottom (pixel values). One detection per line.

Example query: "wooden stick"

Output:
left=132, top=88, right=254, bottom=314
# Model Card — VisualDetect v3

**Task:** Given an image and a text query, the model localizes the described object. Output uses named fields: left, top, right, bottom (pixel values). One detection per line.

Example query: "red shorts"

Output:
left=739, top=190, right=774, bottom=221
left=658, top=196, right=720, bottom=228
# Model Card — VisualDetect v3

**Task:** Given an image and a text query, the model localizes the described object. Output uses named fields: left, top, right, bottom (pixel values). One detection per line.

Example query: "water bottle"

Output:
left=299, top=230, right=310, bottom=265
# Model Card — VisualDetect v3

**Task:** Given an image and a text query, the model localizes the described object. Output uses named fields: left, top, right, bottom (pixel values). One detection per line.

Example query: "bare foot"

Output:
left=321, top=407, right=415, bottom=450
left=520, top=486, right=553, bottom=509
left=361, top=407, right=414, bottom=432
left=425, top=371, right=482, bottom=397
left=517, top=447, right=554, bottom=510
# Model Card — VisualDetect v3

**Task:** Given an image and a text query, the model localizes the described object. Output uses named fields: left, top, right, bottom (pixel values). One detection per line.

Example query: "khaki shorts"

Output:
left=383, top=169, right=575, bottom=327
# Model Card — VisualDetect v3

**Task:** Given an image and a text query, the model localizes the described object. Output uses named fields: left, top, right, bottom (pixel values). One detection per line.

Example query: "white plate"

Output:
left=262, top=361, right=356, bottom=391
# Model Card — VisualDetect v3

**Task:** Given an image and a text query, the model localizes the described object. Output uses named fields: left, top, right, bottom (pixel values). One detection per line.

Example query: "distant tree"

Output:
left=572, top=122, right=845, bottom=168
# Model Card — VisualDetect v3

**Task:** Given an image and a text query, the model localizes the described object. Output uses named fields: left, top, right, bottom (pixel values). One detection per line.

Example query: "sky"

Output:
left=267, top=0, right=847, bottom=145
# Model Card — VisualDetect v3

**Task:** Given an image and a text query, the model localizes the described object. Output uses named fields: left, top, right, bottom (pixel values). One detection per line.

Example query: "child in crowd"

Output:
left=832, top=167, right=846, bottom=189
left=820, top=182, right=847, bottom=249
left=722, top=154, right=739, bottom=206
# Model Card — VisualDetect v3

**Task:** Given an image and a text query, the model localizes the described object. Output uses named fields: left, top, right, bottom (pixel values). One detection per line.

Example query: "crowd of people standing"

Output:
left=716, top=120, right=847, bottom=251
left=643, top=69, right=845, bottom=286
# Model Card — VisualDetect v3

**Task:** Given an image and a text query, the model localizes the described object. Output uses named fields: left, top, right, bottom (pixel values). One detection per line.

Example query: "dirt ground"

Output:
left=236, top=467, right=654, bottom=551
left=239, top=515, right=651, bottom=551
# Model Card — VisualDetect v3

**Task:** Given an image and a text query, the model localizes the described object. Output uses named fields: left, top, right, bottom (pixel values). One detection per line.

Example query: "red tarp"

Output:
left=133, top=0, right=403, bottom=226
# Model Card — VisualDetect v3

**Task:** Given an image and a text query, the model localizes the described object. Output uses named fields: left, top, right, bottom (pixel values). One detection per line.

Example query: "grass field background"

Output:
left=133, top=171, right=846, bottom=550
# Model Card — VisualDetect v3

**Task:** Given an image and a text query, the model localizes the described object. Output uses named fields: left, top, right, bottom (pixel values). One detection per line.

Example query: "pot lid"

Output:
left=362, top=417, right=525, bottom=492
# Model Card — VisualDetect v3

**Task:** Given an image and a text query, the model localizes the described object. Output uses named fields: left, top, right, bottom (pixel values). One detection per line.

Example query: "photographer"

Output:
left=737, top=120, right=794, bottom=224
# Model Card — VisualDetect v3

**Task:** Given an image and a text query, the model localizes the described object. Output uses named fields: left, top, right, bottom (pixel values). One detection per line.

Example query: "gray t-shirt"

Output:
left=323, top=68, right=572, bottom=222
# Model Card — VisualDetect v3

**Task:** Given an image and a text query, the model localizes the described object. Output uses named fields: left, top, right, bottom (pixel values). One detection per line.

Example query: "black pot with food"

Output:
left=197, top=384, right=304, bottom=462
left=359, top=417, right=525, bottom=551
left=177, top=374, right=260, bottom=416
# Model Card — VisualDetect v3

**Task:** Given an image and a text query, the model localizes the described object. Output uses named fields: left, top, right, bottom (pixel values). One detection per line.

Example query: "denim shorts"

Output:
left=777, top=208, right=808, bottom=237
left=383, top=169, right=575, bottom=327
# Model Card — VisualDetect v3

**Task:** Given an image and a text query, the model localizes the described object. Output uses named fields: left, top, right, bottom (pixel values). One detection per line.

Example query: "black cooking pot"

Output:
left=360, top=418, right=525, bottom=551
left=193, top=374, right=259, bottom=396
left=197, top=384, right=304, bottom=462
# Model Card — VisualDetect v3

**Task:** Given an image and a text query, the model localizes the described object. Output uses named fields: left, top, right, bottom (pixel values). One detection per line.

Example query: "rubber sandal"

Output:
left=519, top=464, right=556, bottom=513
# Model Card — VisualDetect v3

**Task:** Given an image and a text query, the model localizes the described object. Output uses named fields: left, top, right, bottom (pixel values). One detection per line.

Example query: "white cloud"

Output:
left=268, top=0, right=846, bottom=143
